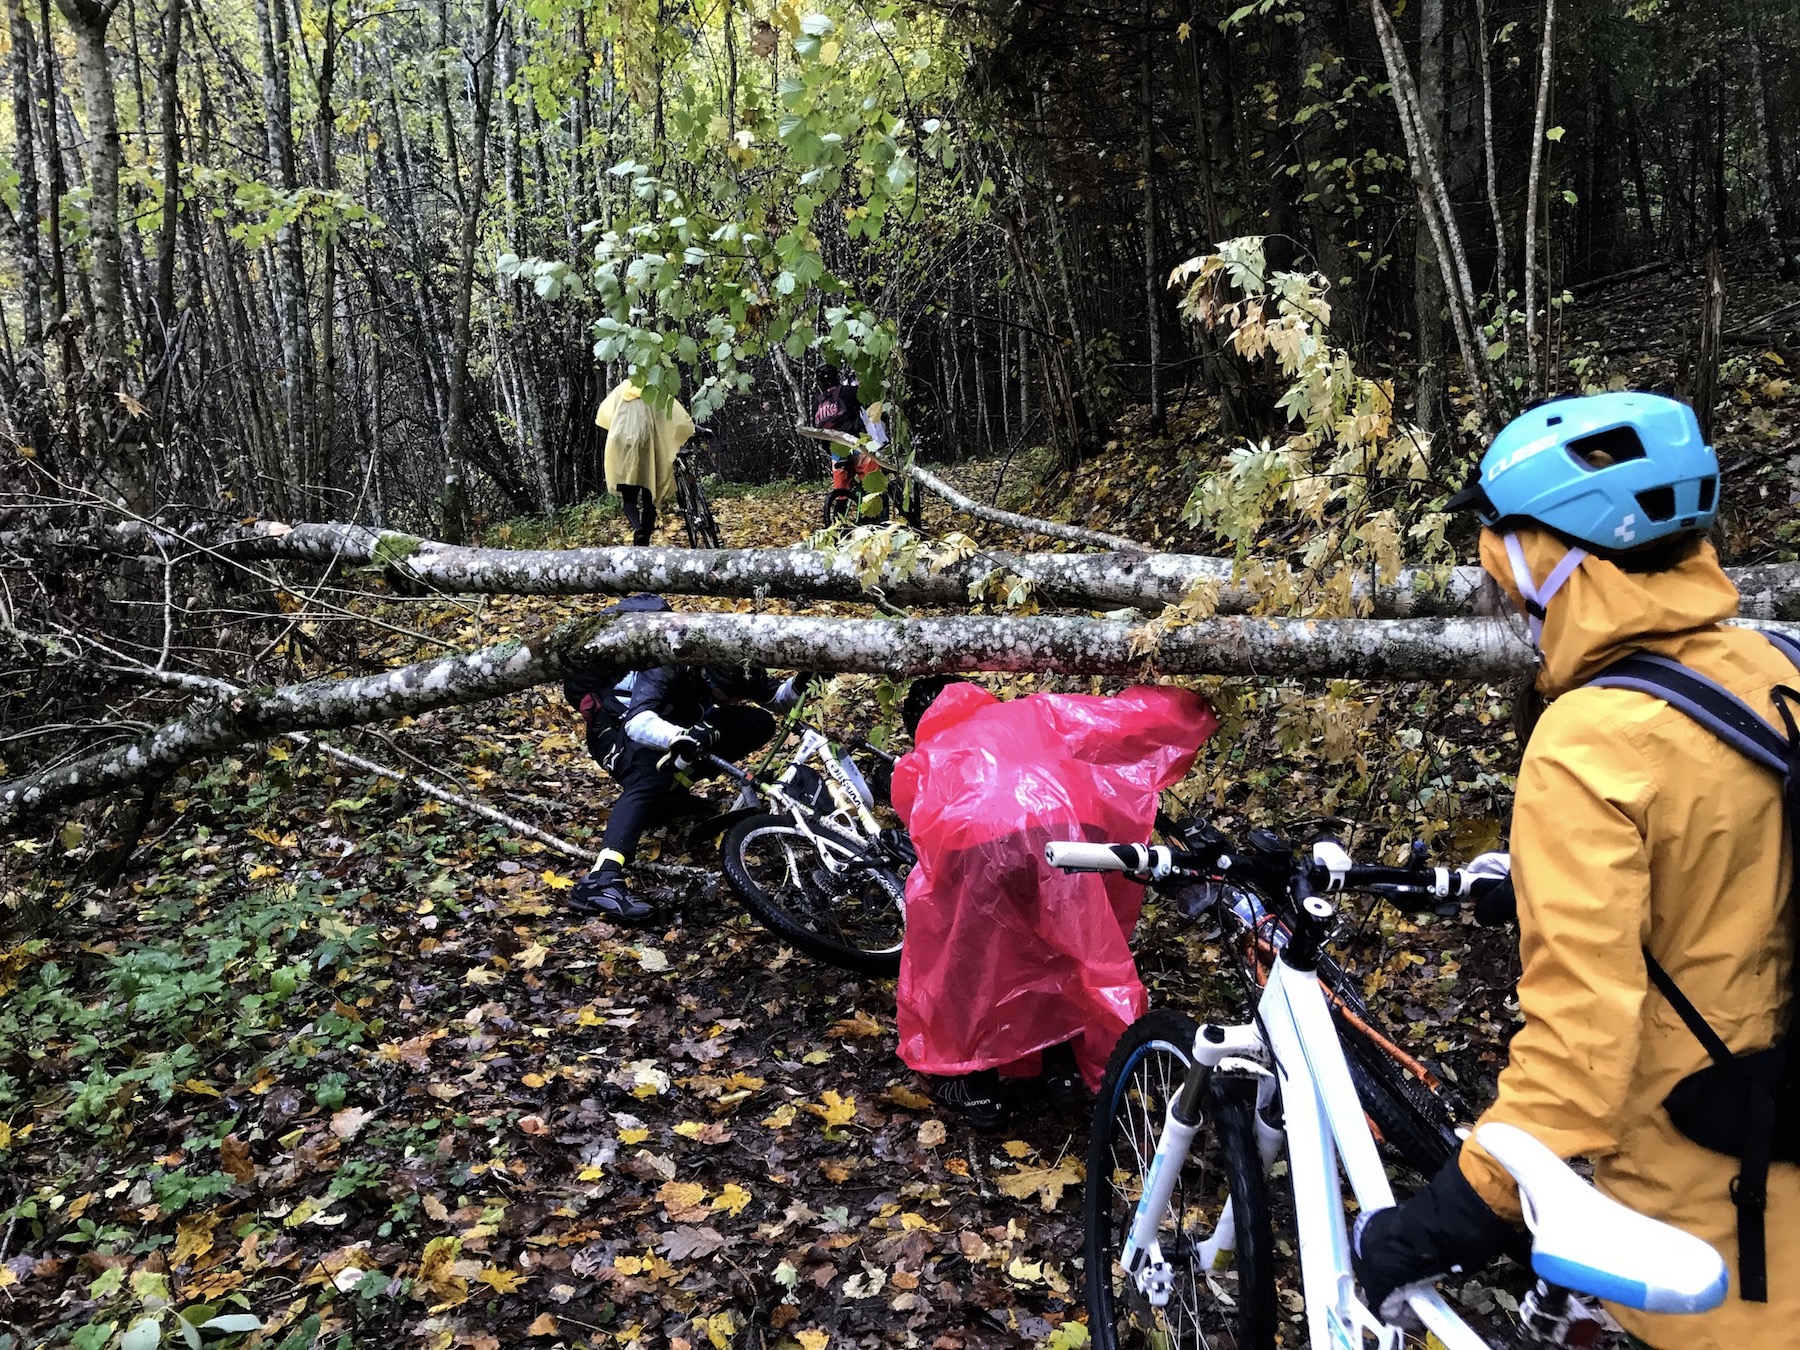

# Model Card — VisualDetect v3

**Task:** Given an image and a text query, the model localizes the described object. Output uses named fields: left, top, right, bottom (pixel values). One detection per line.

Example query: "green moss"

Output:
left=371, top=532, right=426, bottom=567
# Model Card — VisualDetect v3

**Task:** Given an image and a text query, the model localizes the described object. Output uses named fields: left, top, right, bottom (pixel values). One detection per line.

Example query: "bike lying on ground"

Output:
left=1049, top=831, right=1729, bottom=1350
left=702, top=706, right=911, bottom=977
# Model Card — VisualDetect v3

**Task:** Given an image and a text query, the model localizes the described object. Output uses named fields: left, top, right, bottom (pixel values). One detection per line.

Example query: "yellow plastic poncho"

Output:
left=596, top=379, right=694, bottom=504
left=1457, top=525, right=1799, bottom=1350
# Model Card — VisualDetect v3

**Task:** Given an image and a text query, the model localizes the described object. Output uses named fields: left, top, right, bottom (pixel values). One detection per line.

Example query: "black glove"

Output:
left=659, top=722, right=720, bottom=772
left=1473, top=874, right=1518, bottom=927
left=1351, top=1154, right=1526, bottom=1325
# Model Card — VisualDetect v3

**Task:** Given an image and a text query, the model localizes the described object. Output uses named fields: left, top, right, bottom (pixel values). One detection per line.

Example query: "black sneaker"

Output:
left=569, top=872, right=655, bottom=923
left=1041, top=1041, right=1088, bottom=1113
left=929, top=1070, right=1006, bottom=1131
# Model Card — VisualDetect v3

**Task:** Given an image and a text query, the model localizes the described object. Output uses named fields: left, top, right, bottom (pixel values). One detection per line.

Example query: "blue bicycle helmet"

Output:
left=1448, top=392, right=1717, bottom=551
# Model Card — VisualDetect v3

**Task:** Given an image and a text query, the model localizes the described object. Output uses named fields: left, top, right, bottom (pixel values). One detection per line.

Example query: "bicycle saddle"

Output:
left=1475, top=1122, right=1728, bottom=1314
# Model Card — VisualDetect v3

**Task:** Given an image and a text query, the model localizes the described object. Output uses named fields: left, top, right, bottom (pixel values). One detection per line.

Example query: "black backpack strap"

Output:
left=1643, top=946, right=1777, bottom=1301
left=1588, top=652, right=1791, bottom=776
left=1591, top=649, right=1799, bottom=1304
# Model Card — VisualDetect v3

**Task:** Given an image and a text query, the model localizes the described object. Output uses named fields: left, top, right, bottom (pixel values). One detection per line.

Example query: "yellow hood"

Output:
left=1477, top=526, right=1741, bottom=698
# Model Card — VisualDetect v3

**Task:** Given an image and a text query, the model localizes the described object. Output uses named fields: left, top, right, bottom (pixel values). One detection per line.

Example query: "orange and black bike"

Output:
left=1149, top=812, right=1469, bottom=1175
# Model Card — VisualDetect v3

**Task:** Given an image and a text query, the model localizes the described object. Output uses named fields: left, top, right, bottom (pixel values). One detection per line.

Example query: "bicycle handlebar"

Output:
left=1043, top=836, right=1506, bottom=907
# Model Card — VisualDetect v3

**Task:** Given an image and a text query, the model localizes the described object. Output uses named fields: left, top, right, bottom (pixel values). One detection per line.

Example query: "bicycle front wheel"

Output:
left=720, top=814, right=904, bottom=977
left=1087, top=1009, right=1277, bottom=1350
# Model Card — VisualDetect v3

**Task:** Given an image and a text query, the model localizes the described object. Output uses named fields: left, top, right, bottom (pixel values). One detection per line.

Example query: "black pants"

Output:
left=620, top=485, right=655, bottom=546
left=589, top=704, right=777, bottom=873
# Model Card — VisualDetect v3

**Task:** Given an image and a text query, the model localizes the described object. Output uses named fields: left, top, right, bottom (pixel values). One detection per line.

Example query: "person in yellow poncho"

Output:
left=1352, top=392, right=1797, bottom=1350
left=596, top=378, right=695, bottom=546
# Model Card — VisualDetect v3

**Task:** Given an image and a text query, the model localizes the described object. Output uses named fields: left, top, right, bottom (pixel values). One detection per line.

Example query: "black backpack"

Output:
left=1587, top=630, right=1800, bottom=1303
left=561, top=593, right=669, bottom=727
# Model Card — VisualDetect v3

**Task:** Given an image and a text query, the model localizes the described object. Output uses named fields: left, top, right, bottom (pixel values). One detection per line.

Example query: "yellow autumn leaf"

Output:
left=540, top=870, right=575, bottom=891
left=712, top=1183, right=751, bottom=1216
left=521, top=1072, right=548, bottom=1089
left=762, top=1102, right=798, bottom=1128
left=800, top=1090, right=856, bottom=1128
left=476, top=1266, right=530, bottom=1293
left=416, top=1235, right=468, bottom=1310
left=613, top=1254, right=648, bottom=1275
left=577, top=1164, right=605, bottom=1182
left=673, top=1121, right=706, bottom=1139
left=619, top=1127, right=650, bottom=1144
left=705, top=1311, right=738, bottom=1349
left=515, top=943, right=550, bottom=970
left=525, top=1313, right=558, bottom=1336
left=996, top=1159, right=1085, bottom=1211
left=1002, top=1140, right=1033, bottom=1158
left=657, top=1180, right=707, bottom=1213
left=795, top=1330, right=830, bottom=1350
left=172, top=1211, right=219, bottom=1266
left=248, top=863, right=280, bottom=881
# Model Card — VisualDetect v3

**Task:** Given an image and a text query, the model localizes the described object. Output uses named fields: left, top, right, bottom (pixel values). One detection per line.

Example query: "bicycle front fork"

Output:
left=1121, top=1021, right=1272, bottom=1307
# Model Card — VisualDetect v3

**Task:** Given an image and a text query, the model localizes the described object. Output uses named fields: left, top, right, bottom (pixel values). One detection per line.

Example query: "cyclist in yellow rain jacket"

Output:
left=1354, top=393, right=1798, bottom=1350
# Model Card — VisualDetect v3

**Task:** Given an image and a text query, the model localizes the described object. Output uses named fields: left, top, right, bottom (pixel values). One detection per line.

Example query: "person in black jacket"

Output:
left=563, top=595, right=811, bottom=922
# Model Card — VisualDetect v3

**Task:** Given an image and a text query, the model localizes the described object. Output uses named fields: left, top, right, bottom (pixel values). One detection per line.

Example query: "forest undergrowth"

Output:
left=5, top=262, right=1799, bottom=1350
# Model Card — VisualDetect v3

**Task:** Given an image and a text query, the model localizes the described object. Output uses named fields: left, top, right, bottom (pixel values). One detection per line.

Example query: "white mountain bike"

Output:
left=1046, top=835, right=1730, bottom=1350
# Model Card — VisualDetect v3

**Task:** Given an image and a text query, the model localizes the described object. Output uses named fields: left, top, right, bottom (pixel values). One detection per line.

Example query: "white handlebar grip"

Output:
left=1044, top=841, right=1140, bottom=872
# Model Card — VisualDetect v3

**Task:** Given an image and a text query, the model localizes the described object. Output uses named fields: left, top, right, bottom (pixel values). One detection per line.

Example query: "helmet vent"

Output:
left=1568, top=425, right=1648, bottom=469
left=1635, top=486, right=1677, bottom=522
left=1697, top=476, right=1717, bottom=511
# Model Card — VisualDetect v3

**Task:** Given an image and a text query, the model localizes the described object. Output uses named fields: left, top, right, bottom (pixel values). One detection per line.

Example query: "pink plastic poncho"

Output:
left=891, top=683, right=1218, bottom=1087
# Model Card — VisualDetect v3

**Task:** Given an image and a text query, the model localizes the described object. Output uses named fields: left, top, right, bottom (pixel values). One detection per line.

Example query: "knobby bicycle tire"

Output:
left=1086, top=1009, right=1277, bottom=1350
left=1214, top=881, right=1460, bottom=1176
left=677, top=470, right=722, bottom=549
left=719, top=813, right=904, bottom=977
left=1338, top=1023, right=1462, bottom=1176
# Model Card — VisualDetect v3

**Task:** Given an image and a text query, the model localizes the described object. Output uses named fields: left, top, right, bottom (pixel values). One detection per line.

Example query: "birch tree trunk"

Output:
left=1412, top=0, right=1450, bottom=436
left=150, top=0, right=182, bottom=343
left=7, top=0, right=45, bottom=354
left=437, top=0, right=502, bottom=544
left=56, top=0, right=125, bottom=374
left=1522, top=0, right=1556, bottom=399
left=15, top=607, right=1800, bottom=825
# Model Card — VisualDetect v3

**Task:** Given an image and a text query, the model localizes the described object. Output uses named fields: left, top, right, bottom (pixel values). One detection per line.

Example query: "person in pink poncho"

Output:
left=890, top=677, right=1218, bottom=1129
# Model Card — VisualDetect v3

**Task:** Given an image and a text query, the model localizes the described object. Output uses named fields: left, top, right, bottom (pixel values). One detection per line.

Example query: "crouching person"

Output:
left=562, top=594, right=812, bottom=923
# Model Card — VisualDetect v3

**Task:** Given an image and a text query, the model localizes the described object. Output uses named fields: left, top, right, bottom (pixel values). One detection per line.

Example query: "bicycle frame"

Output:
left=1131, top=949, right=1491, bottom=1350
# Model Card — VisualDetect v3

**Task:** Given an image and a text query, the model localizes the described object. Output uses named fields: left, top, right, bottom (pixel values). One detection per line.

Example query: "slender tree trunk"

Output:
left=1748, top=33, right=1790, bottom=277
left=253, top=0, right=314, bottom=508
left=1625, top=96, right=1657, bottom=253
left=1140, top=0, right=1163, bottom=433
left=7, top=0, right=45, bottom=354
left=56, top=0, right=125, bottom=375
left=38, top=0, right=69, bottom=368
left=1474, top=0, right=1511, bottom=354
left=315, top=0, right=338, bottom=495
left=151, top=0, right=183, bottom=353
left=1694, top=245, right=1724, bottom=442
left=1522, top=0, right=1556, bottom=399
left=1413, top=0, right=1450, bottom=436
left=437, top=0, right=502, bottom=544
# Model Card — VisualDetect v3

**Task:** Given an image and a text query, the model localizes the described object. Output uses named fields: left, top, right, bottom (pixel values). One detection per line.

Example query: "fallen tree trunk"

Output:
left=80, top=519, right=1800, bottom=621
left=901, top=463, right=1151, bottom=552
left=8, top=608, right=1797, bottom=824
